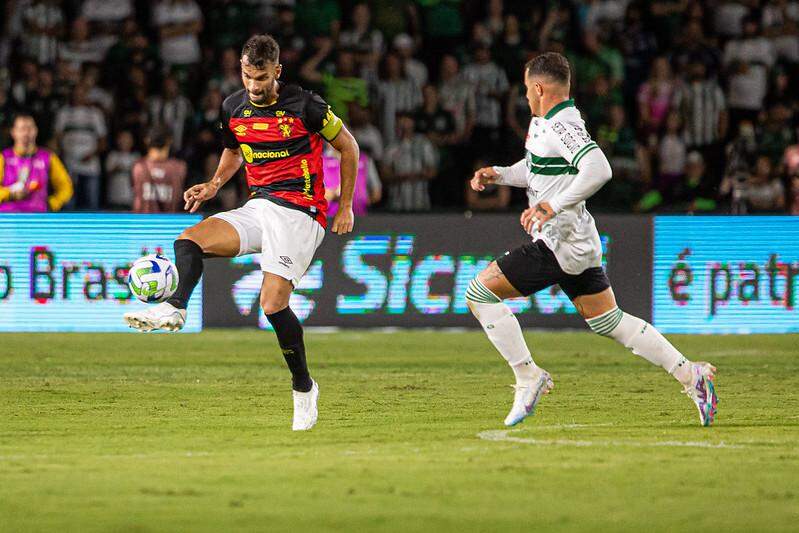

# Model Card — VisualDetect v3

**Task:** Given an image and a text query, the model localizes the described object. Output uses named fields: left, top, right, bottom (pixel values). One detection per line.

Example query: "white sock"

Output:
left=586, top=307, right=692, bottom=385
left=466, top=279, right=538, bottom=383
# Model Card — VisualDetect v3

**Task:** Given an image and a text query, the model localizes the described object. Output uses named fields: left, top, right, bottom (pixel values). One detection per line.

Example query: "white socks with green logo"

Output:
left=466, top=279, right=538, bottom=383
left=586, top=307, right=691, bottom=385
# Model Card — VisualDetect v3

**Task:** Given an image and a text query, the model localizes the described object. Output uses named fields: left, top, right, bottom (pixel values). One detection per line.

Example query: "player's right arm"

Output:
left=184, top=147, right=243, bottom=213
left=470, top=159, right=527, bottom=191
left=184, top=97, right=243, bottom=213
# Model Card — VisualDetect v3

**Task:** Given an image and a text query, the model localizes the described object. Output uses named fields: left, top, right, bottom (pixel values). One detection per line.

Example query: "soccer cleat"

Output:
left=124, top=302, right=186, bottom=332
left=683, top=362, right=718, bottom=426
left=292, top=380, right=319, bottom=431
left=503, top=369, right=554, bottom=427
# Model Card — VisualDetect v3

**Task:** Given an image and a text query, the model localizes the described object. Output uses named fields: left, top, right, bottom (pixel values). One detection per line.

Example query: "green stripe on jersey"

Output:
left=530, top=165, right=579, bottom=176
left=527, top=151, right=569, bottom=166
left=572, top=142, right=599, bottom=168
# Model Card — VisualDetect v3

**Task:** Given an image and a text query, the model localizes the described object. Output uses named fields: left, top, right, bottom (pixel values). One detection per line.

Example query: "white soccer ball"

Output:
left=128, top=254, right=179, bottom=303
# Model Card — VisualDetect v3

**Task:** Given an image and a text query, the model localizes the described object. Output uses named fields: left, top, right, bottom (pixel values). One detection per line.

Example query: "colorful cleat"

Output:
left=503, top=369, right=554, bottom=427
left=683, top=362, right=718, bottom=426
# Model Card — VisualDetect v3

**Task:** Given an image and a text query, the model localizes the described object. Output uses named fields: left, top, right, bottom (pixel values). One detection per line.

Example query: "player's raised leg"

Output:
left=260, top=273, right=318, bottom=431
left=574, top=288, right=718, bottom=426
left=124, top=217, right=240, bottom=332
left=466, top=261, right=553, bottom=427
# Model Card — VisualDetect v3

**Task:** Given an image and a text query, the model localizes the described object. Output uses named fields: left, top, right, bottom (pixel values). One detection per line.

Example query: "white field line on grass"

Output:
left=477, top=429, right=747, bottom=449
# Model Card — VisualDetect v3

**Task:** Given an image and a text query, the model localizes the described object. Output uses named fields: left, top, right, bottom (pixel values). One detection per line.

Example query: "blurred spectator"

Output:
left=11, top=60, right=39, bottom=108
left=721, top=154, right=785, bottom=213
left=191, top=87, right=224, bottom=163
left=148, top=75, right=193, bottom=153
left=80, top=0, right=133, bottom=35
left=461, top=43, right=508, bottom=158
left=19, top=0, right=64, bottom=66
left=671, top=61, right=728, bottom=188
left=438, top=54, right=476, bottom=144
left=132, top=126, right=186, bottom=213
left=152, top=0, right=204, bottom=68
left=414, top=85, right=456, bottom=147
left=301, top=39, right=369, bottom=123
left=637, top=57, right=677, bottom=140
left=758, top=103, right=796, bottom=165
left=382, top=113, right=438, bottom=212
left=723, top=15, right=776, bottom=130
left=59, top=17, right=115, bottom=71
left=105, top=130, right=139, bottom=209
left=618, top=2, right=659, bottom=103
left=465, top=159, right=510, bottom=212
left=376, top=52, right=422, bottom=146
left=639, top=111, right=686, bottom=212
left=584, top=74, right=623, bottom=133
left=339, top=3, right=384, bottom=66
left=483, top=0, right=505, bottom=39
left=348, top=103, right=383, bottom=162
left=269, top=6, right=306, bottom=82
left=714, top=0, right=751, bottom=39
left=596, top=104, right=643, bottom=206
left=54, top=83, right=107, bottom=210
left=323, top=145, right=381, bottom=216
left=27, top=67, right=62, bottom=145
left=210, top=48, right=243, bottom=98
left=672, top=19, right=722, bottom=78
left=82, top=65, right=114, bottom=115
left=681, top=151, right=717, bottom=212
left=0, top=113, right=72, bottom=213
left=493, top=15, right=526, bottom=83
left=393, top=33, right=428, bottom=90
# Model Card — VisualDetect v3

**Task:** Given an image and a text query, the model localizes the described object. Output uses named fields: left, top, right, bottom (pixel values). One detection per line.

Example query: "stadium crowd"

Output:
left=1, top=0, right=798, bottom=215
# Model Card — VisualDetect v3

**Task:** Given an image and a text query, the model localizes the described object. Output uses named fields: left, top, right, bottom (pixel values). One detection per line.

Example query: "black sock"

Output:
left=266, top=307, right=312, bottom=392
left=166, top=239, right=204, bottom=310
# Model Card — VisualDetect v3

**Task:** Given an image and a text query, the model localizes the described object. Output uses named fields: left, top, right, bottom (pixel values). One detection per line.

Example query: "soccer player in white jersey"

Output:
left=466, top=53, right=718, bottom=427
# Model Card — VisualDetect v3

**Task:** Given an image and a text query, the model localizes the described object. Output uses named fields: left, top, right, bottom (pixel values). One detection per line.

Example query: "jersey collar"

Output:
left=544, top=98, right=575, bottom=120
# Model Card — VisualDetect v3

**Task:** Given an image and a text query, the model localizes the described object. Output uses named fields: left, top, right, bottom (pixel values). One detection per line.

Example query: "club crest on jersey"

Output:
left=278, top=117, right=295, bottom=138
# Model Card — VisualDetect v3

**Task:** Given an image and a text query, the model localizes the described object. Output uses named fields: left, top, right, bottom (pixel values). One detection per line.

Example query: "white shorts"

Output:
left=212, top=198, right=325, bottom=287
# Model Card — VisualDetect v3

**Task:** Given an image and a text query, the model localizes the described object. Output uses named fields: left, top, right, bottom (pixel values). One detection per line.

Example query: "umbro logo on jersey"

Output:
left=279, top=256, right=293, bottom=267
left=234, top=125, right=247, bottom=136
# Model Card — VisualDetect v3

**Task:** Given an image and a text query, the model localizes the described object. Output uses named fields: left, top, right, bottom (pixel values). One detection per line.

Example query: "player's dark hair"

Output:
left=525, top=53, right=571, bottom=85
left=241, top=34, right=280, bottom=68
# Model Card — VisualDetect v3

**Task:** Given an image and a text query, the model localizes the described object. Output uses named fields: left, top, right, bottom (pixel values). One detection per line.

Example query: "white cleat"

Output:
left=504, top=369, right=554, bottom=427
left=292, top=380, right=319, bottom=431
left=124, top=302, right=186, bottom=332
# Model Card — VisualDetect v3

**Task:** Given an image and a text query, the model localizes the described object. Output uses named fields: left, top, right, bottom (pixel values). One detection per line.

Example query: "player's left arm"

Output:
left=522, top=121, right=612, bottom=233
left=328, top=125, right=359, bottom=234
left=306, top=91, right=359, bottom=234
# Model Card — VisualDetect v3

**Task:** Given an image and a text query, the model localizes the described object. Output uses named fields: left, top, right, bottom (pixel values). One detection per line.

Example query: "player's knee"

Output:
left=260, top=297, right=289, bottom=316
left=586, top=306, right=629, bottom=341
left=465, top=278, right=501, bottom=310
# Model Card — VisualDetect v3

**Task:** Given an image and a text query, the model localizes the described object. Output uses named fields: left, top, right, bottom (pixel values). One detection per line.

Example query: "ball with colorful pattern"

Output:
left=128, top=254, right=179, bottom=304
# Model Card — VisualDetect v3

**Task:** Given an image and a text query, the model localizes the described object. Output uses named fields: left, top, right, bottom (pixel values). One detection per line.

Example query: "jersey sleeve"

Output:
left=547, top=119, right=599, bottom=169
left=0, top=152, right=8, bottom=204
left=218, top=101, right=239, bottom=150
left=305, top=91, right=343, bottom=142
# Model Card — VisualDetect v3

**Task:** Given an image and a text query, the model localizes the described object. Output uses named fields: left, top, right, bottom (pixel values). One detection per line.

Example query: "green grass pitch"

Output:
left=1, top=330, right=798, bottom=532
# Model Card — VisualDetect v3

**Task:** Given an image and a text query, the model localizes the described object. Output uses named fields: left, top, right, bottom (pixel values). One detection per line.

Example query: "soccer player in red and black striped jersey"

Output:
left=124, top=35, right=360, bottom=431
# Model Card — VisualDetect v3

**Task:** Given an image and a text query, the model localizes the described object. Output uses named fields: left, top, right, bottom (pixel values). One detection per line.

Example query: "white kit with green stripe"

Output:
left=493, top=99, right=605, bottom=275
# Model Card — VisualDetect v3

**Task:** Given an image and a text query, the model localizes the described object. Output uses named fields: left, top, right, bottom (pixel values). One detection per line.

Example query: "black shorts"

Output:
left=496, top=240, right=610, bottom=300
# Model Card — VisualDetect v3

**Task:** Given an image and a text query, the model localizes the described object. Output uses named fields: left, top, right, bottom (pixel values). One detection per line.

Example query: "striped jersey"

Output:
left=220, top=83, right=343, bottom=228
left=522, top=99, right=603, bottom=274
